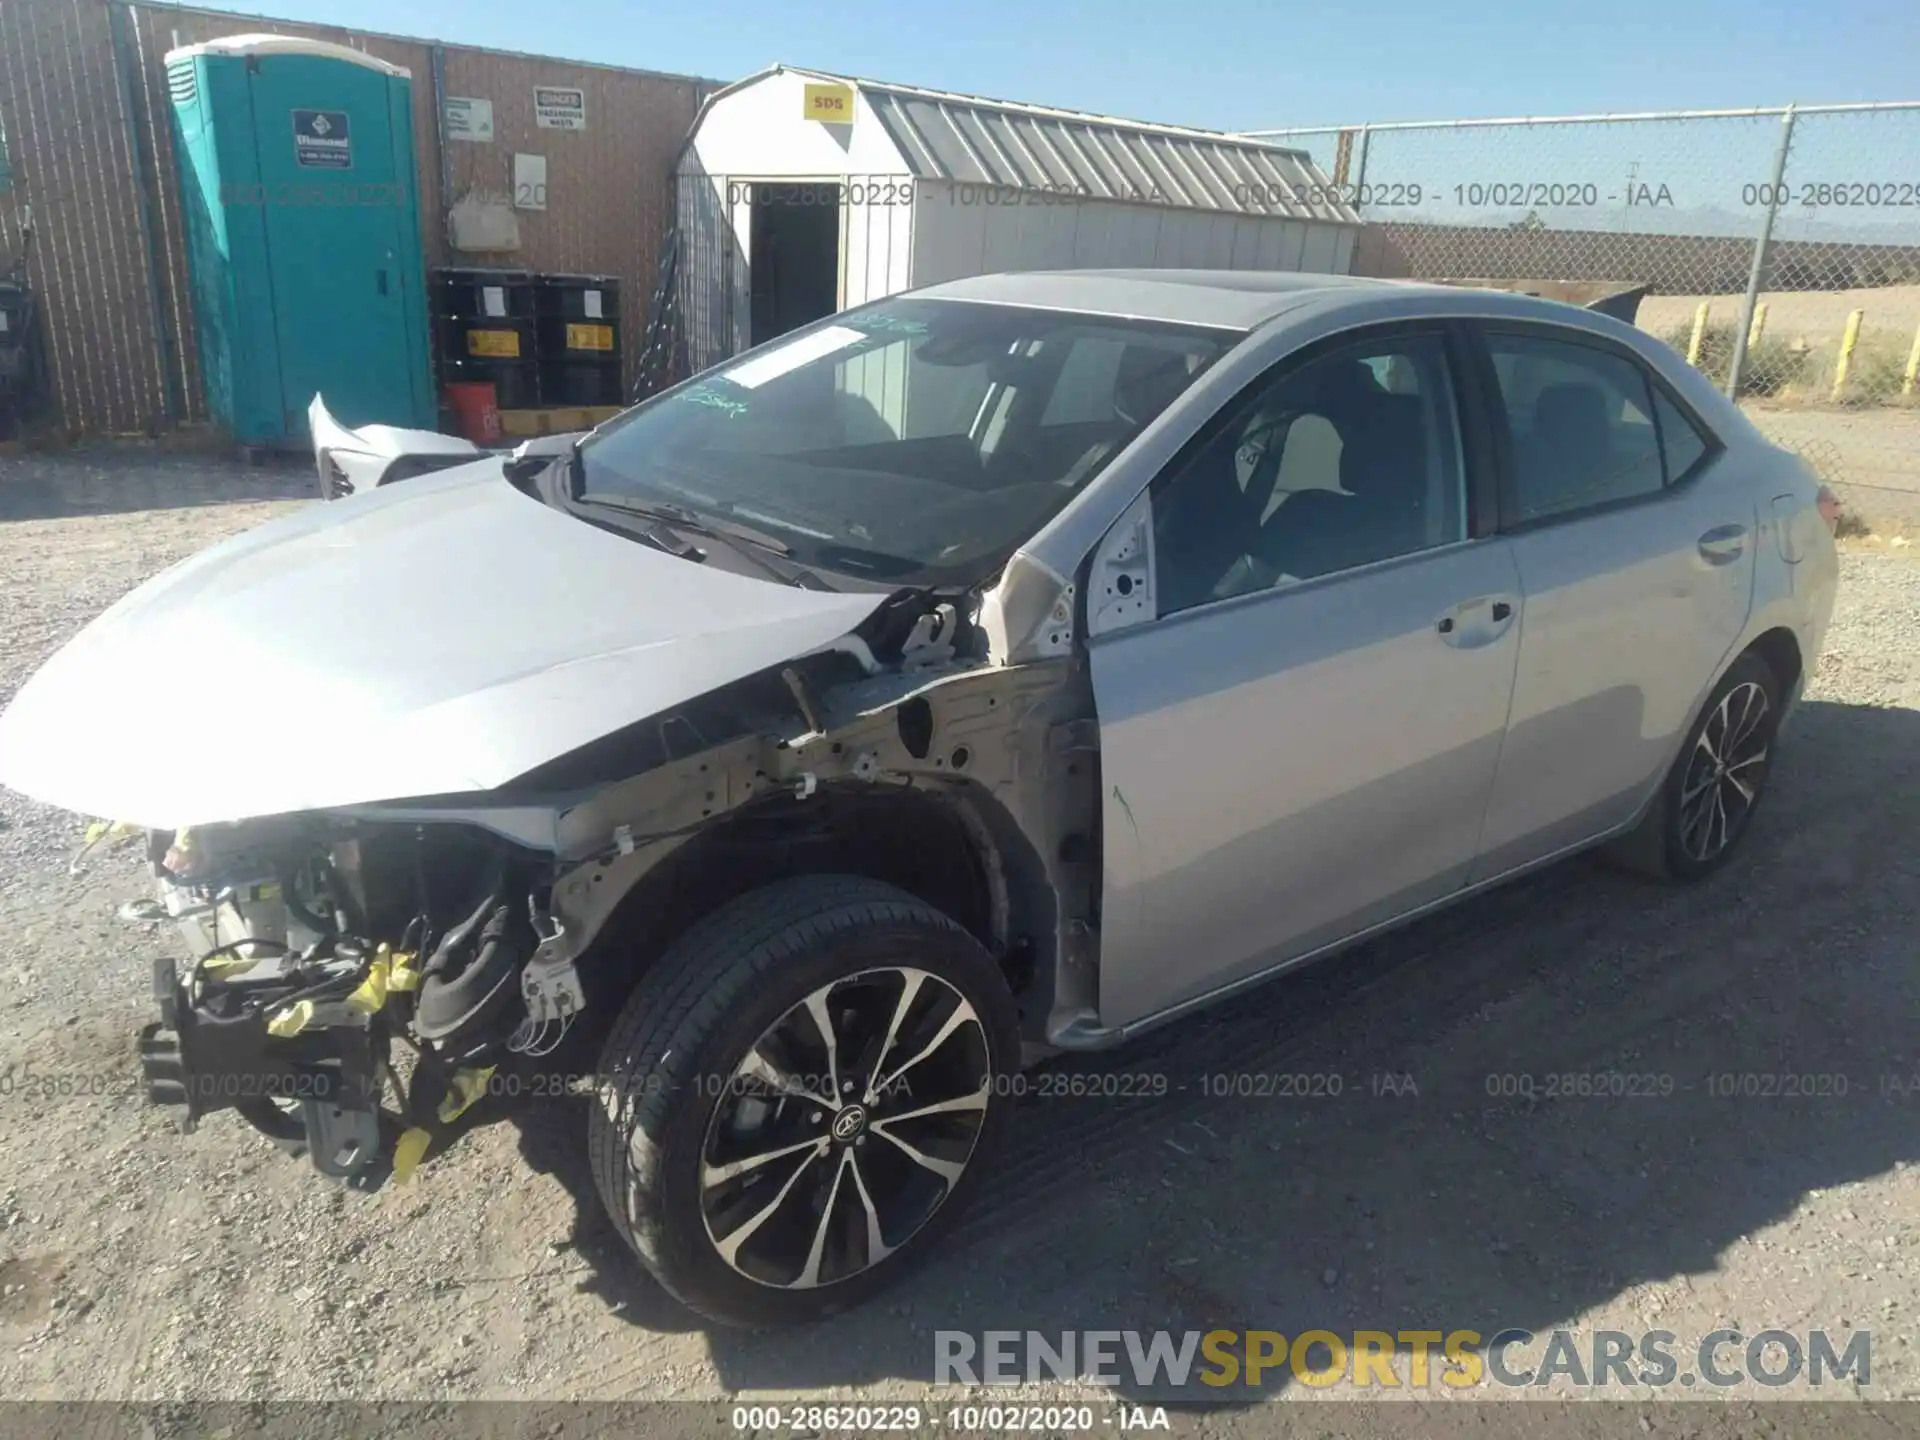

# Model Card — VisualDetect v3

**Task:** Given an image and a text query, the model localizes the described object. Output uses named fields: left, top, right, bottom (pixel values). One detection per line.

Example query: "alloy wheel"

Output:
left=1677, top=680, right=1771, bottom=862
left=697, top=966, right=991, bottom=1290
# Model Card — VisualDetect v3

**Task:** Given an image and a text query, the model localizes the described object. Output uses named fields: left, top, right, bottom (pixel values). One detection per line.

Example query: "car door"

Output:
left=1087, top=324, right=1523, bottom=1031
left=1466, top=323, right=1756, bottom=881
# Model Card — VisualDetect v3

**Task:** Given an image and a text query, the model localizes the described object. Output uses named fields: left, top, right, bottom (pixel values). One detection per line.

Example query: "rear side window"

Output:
left=1485, top=333, right=1667, bottom=523
left=1653, top=386, right=1712, bottom=483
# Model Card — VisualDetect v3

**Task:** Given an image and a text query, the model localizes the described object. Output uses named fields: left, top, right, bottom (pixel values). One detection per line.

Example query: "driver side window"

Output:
left=1151, top=332, right=1466, bottom=617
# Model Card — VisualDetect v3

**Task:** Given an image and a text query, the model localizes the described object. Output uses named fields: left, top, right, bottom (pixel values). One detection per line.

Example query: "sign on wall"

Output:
left=513, top=153, right=548, bottom=210
left=291, top=110, right=352, bottom=169
left=802, top=83, right=855, bottom=124
left=444, top=97, right=494, bottom=142
left=534, top=87, right=587, bottom=131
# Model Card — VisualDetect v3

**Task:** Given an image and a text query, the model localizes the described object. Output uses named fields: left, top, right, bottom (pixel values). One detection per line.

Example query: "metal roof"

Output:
left=773, top=67, right=1360, bottom=225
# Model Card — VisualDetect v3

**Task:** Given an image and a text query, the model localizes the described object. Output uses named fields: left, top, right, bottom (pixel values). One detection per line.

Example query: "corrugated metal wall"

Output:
left=0, top=0, right=178, bottom=436
left=910, top=180, right=1354, bottom=286
left=0, top=0, right=707, bottom=437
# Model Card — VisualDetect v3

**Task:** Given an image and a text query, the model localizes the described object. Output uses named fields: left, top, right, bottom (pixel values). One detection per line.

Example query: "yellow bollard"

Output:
left=1747, top=303, right=1769, bottom=350
left=1687, top=301, right=1711, bottom=367
left=1831, top=309, right=1865, bottom=402
left=1904, top=319, right=1920, bottom=397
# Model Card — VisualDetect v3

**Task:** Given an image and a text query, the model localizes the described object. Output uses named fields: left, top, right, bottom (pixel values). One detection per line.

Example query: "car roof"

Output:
left=910, top=269, right=1608, bottom=333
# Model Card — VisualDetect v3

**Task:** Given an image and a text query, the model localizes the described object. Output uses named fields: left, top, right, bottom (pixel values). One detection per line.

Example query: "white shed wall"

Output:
left=674, top=72, right=1358, bottom=374
left=909, top=181, right=1356, bottom=288
left=678, top=74, right=919, bottom=368
left=684, top=71, right=911, bottom=180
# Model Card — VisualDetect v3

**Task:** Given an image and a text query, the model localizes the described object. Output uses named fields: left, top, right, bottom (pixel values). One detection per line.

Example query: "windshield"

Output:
left=575, top=298, right=1233, bottom=585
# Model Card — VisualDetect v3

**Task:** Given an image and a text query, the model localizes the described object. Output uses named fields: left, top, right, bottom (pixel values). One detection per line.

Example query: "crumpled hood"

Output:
left=0, top=462, right=886, bottom=828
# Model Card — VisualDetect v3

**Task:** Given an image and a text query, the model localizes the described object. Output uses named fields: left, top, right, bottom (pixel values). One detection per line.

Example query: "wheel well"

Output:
left=576, top=784, right=1006, bottom=1016
left=1745, top=627, right=1803, bottom=697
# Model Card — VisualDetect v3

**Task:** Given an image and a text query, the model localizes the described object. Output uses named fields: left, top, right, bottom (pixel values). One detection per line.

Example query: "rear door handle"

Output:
left=1698, top=524, right=1747, bottom=564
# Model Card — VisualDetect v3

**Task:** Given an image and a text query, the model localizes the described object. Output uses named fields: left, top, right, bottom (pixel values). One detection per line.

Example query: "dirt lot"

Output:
left=1634, top=283, right=1920, bottom=531
left=1637, top=284, right=1920, bottom=353
left=1, top=448, right=1918, bottom=1422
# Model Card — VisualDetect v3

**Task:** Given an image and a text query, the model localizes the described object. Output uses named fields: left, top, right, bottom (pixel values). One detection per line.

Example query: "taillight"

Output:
left=1816, top=485, right=1841, bottom=533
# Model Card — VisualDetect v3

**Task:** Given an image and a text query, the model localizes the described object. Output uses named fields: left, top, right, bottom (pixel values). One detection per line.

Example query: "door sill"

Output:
left=1048, top=822, right=1636, bottom=1051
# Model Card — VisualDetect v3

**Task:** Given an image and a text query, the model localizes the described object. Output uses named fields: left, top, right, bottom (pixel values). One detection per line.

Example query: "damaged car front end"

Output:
left=135, top=808, right=569, bottom=1184
left=1, top=288, right=1231, bottom=1324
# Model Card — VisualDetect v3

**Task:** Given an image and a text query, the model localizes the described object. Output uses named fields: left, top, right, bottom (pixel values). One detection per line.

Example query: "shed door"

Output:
left=249, top=57, right=419, bottom=438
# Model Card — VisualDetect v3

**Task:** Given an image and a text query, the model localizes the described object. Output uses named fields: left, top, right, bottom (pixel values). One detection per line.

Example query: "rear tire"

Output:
left=587, top=875, right=1021, bottom=1327
left=1605, top=651, right=1781, bottom=882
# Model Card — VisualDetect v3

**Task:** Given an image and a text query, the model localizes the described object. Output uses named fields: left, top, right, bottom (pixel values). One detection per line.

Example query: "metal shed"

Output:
left=673, top=66, right=1360, bottom=370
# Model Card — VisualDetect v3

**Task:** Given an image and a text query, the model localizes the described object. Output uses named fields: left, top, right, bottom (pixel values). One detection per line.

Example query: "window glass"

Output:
left=1486, top=334, right=1667, bottom=522
left=1151, top=333, right=1466, bottom=616
left=578, top=298, right=1227, bottom=585
left=1041, top=337, right=1126, bottom=426
left=1653, top=386, right=1712, bottom=483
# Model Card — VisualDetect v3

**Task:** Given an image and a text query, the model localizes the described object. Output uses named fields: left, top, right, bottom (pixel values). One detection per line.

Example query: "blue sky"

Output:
left=198, top=0, right=1916, bottom=132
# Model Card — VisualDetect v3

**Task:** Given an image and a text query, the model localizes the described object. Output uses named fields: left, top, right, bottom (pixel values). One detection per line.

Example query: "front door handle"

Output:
left=1437, top=595, right=1519, bottom=649
left=1698, top=524, right=1747, bottom=564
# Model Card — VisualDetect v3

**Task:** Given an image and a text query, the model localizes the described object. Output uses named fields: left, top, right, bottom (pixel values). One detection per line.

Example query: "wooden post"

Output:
left=1747, top=302, right=1769, bottom=351
left=1831, top=309, right=1865, bottom=402
left=1687, top=301, right=1711, bottom=367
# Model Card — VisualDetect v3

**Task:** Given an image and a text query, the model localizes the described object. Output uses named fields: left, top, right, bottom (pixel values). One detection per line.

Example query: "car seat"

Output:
left=1259, top=395, right=1427, bottom=580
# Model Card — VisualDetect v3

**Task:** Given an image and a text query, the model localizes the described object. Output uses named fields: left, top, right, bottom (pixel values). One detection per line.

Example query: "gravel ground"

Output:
left=1, top=446, right=1918, bottom=1422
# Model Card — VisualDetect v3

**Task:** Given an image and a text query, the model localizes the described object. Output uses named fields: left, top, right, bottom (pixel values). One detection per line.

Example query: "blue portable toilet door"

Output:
left=249, top=56, right=422, bottom=438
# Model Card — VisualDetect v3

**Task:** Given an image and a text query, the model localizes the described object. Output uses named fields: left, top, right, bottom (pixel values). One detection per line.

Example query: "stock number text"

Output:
left=1744, top=181, right=1920, bottom=208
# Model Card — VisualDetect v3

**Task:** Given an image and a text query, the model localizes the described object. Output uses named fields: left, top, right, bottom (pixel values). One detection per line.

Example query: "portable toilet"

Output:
left=165, top=35, right=435, bottom=448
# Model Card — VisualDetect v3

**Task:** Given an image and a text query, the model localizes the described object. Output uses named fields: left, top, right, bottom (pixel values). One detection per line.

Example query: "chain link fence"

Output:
left=1250, top=103, right=1920, bottom=532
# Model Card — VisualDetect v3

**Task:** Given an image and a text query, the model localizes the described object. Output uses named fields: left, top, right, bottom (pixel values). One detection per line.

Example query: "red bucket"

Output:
left=444, top=381, right=500, bottom=445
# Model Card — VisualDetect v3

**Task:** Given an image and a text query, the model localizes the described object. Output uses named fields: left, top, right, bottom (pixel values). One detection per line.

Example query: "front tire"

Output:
left=1607, top=651, right=1781, bottom=882
left=588, top=875, right=1021, bottom=1327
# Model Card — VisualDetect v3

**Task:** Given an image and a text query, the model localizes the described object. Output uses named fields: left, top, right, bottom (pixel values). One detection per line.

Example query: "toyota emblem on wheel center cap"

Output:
left=830, top=1105, right=867, bottom=1141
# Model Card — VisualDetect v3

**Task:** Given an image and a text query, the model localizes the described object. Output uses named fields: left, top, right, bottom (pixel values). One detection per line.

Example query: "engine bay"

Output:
left=138, top=816, right=564, bottom=1185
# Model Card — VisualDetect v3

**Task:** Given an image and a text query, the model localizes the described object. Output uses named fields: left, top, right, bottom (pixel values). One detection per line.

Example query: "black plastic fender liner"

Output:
left=414, top=888, right=531, bottom=1045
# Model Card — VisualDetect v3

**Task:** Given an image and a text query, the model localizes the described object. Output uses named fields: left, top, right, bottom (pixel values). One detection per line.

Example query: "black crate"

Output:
left=533, top=273, right=619, bottom=323
left=538, top=361, right=624, bottom=407
left=436, top=313, right=536, bottom=366
left=534, top=313, right=621, bottom=360
left=433, top=267, right=535, bottom=320
left=441, top=356, right=538, bottom=410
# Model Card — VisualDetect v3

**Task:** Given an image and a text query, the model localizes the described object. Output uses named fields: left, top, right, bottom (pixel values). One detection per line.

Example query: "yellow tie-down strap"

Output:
left=346, top=945, right=421, bottom=1015
left=391, top=1065, right=496, bottom=1186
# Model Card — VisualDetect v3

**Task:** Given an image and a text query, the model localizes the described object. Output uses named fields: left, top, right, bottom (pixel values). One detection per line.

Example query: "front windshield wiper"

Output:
left=579, top=493, right=793, bottom=557
left=578, top=493, right=846, bottom=589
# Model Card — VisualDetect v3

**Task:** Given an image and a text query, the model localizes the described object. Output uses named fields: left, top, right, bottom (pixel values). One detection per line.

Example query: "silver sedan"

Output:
left=0, top=270, right=1840, bottom=1326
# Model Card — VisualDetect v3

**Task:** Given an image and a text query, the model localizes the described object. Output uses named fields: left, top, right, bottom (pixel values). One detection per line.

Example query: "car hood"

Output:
left=0, top=462, right=887, bottom=829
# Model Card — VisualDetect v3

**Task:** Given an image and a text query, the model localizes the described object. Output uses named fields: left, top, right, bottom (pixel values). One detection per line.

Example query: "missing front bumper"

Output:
left=138, top=955, right=389, bottom=1184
